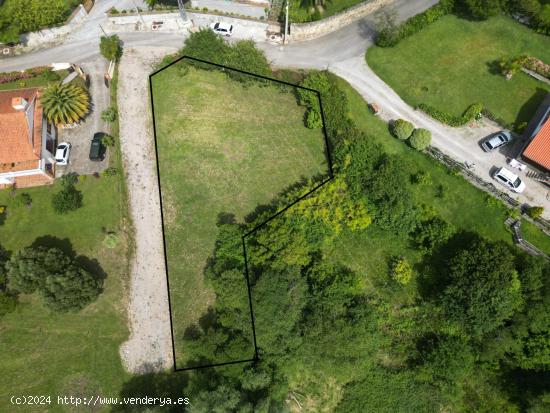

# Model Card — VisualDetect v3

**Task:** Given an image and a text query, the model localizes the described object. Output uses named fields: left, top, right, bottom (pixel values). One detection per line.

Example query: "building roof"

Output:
left=0, top=88, right=42, bottom=165
left=523, top=117, right=550, bottom=171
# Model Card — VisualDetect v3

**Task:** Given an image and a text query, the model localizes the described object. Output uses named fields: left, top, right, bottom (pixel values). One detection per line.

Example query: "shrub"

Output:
left=101, top=107, right=117, bottom=123
left=305, top=109, right=322, bottom=129
left=409, top=128, right=432, bottom=150
left=101, top=134, right=115, bottom=147
left=390, top=257, right=414, bottom=285
left=418, top=102, right=483, bottom=127
left=16, top=193, right=32, bottom=208
left=413, top=171, right=432, bottom=185
left=102, top=167, right=118, bottom=177
left=526, top=206, right=544, bottom=219
left=392, top=119, right=415, bottom=140
left=52, top=185, right=83, bottom=214
left=102, top=233, right=119, bottom=249
left=375, top=0, right=454, bottom=47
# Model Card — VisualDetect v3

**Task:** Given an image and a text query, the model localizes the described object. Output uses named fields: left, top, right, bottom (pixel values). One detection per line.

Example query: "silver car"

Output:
left=481, top=130, right=512, bottom=152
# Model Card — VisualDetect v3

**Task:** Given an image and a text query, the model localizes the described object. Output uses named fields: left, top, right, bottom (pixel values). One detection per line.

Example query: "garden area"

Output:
left=0, top=174, right=131, bottom=412
left=150, top=50, right=328, bottom=368
left=367, top=14, right=550, bottom=128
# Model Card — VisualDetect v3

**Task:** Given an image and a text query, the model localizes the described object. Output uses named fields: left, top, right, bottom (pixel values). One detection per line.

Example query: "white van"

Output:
left=493, top=167, right=526, bottom=193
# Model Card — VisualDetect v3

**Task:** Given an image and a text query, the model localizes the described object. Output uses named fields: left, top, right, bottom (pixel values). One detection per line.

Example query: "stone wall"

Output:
left=289, top=0, right=391, bottom=42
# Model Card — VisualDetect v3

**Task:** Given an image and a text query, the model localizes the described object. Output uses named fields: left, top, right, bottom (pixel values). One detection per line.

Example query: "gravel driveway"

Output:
left=57, top=60, right=111, bottom=176
left=117, top=47, right=177, bottom=373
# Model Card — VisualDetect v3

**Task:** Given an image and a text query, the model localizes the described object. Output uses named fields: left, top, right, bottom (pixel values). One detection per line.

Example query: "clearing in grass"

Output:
left=150, top=63, right=328, bottom=369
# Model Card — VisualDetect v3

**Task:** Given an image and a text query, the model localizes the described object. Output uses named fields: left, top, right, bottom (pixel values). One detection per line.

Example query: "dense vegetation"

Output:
left=143, top=32, right=550, bottom=411
left=0, top=0, right=84, bottom=43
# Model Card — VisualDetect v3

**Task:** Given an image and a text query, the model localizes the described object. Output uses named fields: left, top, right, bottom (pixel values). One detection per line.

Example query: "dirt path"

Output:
left=331, top=56, right=550, bottom=218
left=118, top=47, right=178, bottom=373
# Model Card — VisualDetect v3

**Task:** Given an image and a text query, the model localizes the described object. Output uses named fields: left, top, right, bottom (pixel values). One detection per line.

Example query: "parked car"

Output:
left=481, top=130, right=512, bottom=152
left=54, top=142, right=71, bottom=165
left=210, top=22, right=233, bottom=37
left=493, top=167, right=526, bottom=193
left=89, top=133, right=106, bottom=161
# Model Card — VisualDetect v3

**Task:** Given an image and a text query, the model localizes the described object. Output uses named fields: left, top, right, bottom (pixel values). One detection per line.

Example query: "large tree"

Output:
left=440, top=238, right=523, bottom=336
left=6, top=246, right=102, bottom=312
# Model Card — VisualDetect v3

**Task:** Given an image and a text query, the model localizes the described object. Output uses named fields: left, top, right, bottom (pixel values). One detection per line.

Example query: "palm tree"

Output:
left=41, top=83, right=90, bottom=125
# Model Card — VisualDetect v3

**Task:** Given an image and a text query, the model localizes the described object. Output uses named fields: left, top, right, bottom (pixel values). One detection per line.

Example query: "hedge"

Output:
left=0, top=67, right=51, bottom=85
left=376, top=0, right=455, bottom=47
left=417, top=102, right=483, bottom=127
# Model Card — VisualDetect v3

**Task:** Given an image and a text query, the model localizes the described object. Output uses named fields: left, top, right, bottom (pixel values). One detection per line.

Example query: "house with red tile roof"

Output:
left=0, top=88, right=57, bottom=188
left=521, top=93, right=550, bottom=173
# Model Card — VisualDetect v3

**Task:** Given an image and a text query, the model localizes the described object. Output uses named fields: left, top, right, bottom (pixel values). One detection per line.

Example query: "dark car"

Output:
left=481, top=130, right=512, bottom=152
left=89, top=133, right=106, bottom=161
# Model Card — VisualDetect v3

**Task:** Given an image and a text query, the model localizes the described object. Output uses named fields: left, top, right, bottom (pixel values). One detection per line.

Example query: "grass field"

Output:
left=151, top=66, right=328, bottom=368
left=366, top=15, right=550, bottom=127
left=0, top=177, right=131, bottom=412
left=522, top=219, right=550, bottom=256
left=323, top=77, right=550, bottom=306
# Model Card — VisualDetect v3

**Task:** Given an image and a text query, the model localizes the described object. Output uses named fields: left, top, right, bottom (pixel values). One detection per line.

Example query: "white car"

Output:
left=493, top=167, right=526, bottom=193
left=55, top=142, right=71, bottom=166
left=210, top=22, right=233, bottom=37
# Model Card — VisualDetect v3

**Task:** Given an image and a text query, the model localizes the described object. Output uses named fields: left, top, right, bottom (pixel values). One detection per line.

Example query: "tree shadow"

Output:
left=31, top=236, right=75, bottom=259
left=112, top=370, right=191, bottom=412
left=75, top=255, right=108, bottom=284
left=515, top=87, right=548, bottom=127
left=486, top=59, right=502, bottom=76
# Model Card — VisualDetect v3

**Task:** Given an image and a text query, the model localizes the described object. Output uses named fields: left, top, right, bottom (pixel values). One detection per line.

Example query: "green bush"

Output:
left=376, top=0, right=455, bottom=47
left=392, top=119, right=415, bottom=140
left=418, top=102, right=483, bottom=127
left=101, top=107, right=117, bottom=123
left=52, top=185, right=83, bottom=214
left=526, top=206, right=544, bottom=219
left=409, top=128, right=432, bottom=150
left=101, top=134, right=115, bottom=147
left=15, top=192, right=32, bottom=208
left=102, top=167, right=118, bottom=177
left=390, top=256, right=414, bottom=285
left=102, top=233, right=119, bottom=249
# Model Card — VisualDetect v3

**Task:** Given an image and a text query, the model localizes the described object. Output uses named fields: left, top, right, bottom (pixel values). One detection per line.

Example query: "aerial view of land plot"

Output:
left=150, top=62, right=328, bottom=369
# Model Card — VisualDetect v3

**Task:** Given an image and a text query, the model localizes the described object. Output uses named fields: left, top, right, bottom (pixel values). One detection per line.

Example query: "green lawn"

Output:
left=366, top=15, right=550, bottom=127
left=151, top=66, right=327, bottom=368
left=522, top=219, right=550, bottom=256
left=0, top=70, right=69, bottom=91
left=323, top=77, right=550, bottom=305
left=0, top=176, right=131, bottom=412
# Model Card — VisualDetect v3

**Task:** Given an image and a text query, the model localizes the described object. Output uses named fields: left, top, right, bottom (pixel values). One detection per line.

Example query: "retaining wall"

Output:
left=289, top=0, right=391, bottom=42
left=20, top=4, right=89, bottom=48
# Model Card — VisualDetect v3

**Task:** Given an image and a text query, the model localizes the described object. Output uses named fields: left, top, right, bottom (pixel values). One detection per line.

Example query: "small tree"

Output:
left=526, top=206, right=544, bottom=219
left=41, top=264, right=102, bottom=312
left=101, top=107, right=117, bottom=123
left=390, top=256, right=413, bottom=285
left=392, top=119, right=414, bottom=140
left=52, top=184, right=83, bottom=214
left=374, top=6, right=399, bottom=47
left=41, top=83, right=90, bottom=125
left=413, top=217, right=455, bottom=253
left=99, top=35, right=123, bottom=62
left=409, top=128, right=432, bottom=150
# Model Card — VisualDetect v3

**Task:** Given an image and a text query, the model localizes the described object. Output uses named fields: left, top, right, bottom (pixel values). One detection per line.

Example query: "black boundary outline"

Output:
left=149, top=55, right=334, bottom=372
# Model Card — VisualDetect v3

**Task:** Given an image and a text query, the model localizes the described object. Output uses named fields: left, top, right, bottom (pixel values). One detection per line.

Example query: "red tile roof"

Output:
left=0, top=88, right=43, bottom=165
left=523, top=117, right=550, bottom=171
